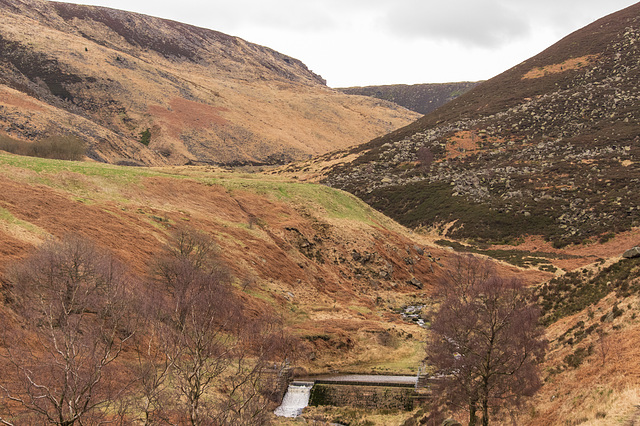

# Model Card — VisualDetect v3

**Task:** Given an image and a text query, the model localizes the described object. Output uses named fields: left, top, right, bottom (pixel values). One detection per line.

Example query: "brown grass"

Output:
left=522, top=54, right=600, bottom=79
left=0, top=6, right=420, bottom=166
left=147, top=98, right=228, bottom=138
left=506, top=293, right=640, bottom=425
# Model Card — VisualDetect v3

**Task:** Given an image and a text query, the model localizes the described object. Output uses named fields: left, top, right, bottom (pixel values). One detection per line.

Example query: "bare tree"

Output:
left=214, top=316, right=297, bottom=426
left=426, top=255, right=546, bottom=426
left=0, top=235, right=136, bottom=425
left=148, top=226, right=294, bottom=425
left=130, top=333, right=174, bottom=425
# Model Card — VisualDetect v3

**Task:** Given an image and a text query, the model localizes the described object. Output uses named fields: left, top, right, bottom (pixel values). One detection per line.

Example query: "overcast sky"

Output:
left=65, top=0, right=638, bottom=87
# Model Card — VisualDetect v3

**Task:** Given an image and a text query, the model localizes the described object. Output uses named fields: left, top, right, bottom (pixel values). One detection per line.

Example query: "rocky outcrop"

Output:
left=623, top=247, right=640, bottom=259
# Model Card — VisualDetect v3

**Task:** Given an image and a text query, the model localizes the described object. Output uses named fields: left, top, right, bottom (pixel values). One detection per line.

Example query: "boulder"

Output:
left=408, top=278, right=423, bottom=289
left=623, top=247, right=640, bottom=259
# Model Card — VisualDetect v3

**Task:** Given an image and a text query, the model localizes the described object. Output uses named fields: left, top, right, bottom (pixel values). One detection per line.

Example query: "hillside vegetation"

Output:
left=0, top=0, right=419, bottom=166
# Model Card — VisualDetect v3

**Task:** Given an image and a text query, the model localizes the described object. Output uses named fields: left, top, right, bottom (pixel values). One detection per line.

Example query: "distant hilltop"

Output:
left=338, top=82, right=481, bottom=115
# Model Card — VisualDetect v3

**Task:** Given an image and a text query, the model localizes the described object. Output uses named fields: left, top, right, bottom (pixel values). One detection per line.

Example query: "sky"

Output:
left=65, top=0, right=639, bottom=88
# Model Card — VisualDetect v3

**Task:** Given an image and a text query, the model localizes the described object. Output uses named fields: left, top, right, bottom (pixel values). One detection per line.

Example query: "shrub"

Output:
left=564, top=346, right=591, bottom=369
left=139, top=128, right=151, bottom=146
left=0, top=134, right=86, bottom=160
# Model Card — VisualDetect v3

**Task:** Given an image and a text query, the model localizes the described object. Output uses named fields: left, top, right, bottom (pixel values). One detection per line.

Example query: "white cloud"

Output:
left=383, top=1, right=530, bottom=48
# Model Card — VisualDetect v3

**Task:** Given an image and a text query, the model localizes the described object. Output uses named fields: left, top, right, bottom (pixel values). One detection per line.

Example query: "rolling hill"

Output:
left=0, top=152, right=545, bottom=379
left=0, top=0, right=419, bottom=166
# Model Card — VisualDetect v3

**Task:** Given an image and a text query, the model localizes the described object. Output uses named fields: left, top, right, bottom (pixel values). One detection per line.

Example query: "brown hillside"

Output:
left=0, top=0, right=419, bottom=166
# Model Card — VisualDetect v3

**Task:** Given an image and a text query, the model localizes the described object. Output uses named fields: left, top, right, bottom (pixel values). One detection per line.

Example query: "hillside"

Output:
left=0, top=0, right=419, bottom=166
left=0, top=152, right=547, bottom=376
left=295, top=2, right=640, bottom=251
left=338, top=81, right=480, bottom=115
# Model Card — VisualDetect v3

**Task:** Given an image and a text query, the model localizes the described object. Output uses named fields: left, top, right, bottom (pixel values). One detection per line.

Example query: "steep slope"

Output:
left=317, top=2, right=640, bottom=249
left=518, top=255, right=640, bottom=425
left=338, top=81, right=480, bottom=115
left=0, top=0, right=419, bottom=166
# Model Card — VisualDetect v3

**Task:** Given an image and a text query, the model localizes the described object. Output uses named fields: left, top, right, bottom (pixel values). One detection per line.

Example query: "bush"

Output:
left=0, top=134, right=86, bottom=160
left=139, top=128, right=151, bottom=146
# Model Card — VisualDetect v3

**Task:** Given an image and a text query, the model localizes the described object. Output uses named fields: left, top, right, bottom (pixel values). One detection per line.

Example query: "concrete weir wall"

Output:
left=308, top=383, right=415, bottom=411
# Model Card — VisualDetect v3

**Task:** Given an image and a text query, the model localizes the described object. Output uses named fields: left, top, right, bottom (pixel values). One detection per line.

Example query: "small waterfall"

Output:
left=274, top=381, right=314, bottom=418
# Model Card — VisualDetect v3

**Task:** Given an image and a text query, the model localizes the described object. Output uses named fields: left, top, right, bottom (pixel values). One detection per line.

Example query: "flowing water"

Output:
left=274, top=381, right=314, bottom=418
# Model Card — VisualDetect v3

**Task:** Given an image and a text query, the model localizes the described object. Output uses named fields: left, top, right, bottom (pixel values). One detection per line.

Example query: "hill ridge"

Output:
left=338, top=81, right=480, bottom=115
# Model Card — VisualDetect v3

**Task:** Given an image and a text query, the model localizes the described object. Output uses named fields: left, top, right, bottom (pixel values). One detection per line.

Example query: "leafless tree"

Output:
left=148, top=227, right=294, bottom=425
left=426, top=255, right=546, bottom=426
left=0, top=235, right=136, bottom=426
left=214, top=316, right=297, bottom=426
left=129, top=331, right=174, bottom=425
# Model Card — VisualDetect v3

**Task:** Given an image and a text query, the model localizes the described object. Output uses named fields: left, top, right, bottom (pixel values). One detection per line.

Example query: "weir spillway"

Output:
left=274, top=375, right=420, bottom=418
left=274, top=381, right=314, bottom=418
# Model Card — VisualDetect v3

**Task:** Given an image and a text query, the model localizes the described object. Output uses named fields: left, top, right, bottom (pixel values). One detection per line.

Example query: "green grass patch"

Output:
left=0, top=153, right=162, bottom=183
left=0, top=153, right=396, bottom=228
left=349, top=305, right=373, bottom=315
left=0, top=207, right=46, bottom=235
left=210, top=176, right=383, bottom=224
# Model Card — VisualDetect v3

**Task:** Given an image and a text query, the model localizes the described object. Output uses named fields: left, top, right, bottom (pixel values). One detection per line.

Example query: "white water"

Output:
left=274, top=382, right=314, bottom=418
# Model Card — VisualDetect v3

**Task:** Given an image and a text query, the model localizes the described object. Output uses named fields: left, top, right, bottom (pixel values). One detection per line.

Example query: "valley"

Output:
left=1, top=0, right=640, bottom=425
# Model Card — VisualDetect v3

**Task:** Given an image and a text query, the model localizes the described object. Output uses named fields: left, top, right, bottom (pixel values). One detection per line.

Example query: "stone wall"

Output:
left=308, top=384, right=415, bottom=411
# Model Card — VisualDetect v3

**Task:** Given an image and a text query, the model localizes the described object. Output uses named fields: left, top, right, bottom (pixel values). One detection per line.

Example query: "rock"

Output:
left=351, top=250, right=361, bottom=261
left=623, top=247, right=640, bottom=259
left=408, top=278, right=423, bottom=289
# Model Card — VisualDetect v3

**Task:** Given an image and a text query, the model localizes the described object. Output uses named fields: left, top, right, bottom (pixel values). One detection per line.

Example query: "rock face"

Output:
left=623, top=247, right=640, bottom=259
left=322, top=3, right=640, bottom=247
left=0, top=0, right=419, bottom=166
